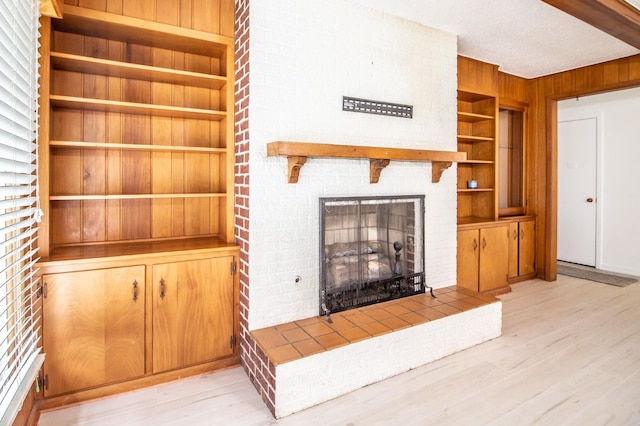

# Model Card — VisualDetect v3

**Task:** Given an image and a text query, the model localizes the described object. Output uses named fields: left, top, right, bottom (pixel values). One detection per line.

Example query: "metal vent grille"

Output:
left=342, top=96, right=413, bottom=118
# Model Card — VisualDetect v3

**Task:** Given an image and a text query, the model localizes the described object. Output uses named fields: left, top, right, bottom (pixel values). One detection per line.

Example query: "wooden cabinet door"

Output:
left=457, top=229, right=480, bottom=291
left=519, top=220, right=536, bottom=276
left=152, top=256, right=235, bottom=373
left=479, top=226, right=509, bottom=292
left=508, top=222, right=519, bottom=279
left=42, top=266, right=145, bottom=396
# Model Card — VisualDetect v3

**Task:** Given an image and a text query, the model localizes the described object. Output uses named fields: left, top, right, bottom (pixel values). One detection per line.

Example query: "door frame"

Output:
left=556, top=112, right=603, bottom=268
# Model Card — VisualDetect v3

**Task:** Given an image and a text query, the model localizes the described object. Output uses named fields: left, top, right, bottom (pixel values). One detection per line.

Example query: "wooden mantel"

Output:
left=267, top=141, right=467, bottom=184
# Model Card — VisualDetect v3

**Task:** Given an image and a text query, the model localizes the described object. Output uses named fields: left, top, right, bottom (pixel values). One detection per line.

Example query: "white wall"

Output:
left=558, top=87, right=640, bottom=276
left=247, top=0, right=458, bottom=330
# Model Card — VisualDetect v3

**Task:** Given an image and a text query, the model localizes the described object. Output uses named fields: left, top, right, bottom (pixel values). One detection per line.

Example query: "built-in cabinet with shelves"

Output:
left=37, top=0, right=238, bottom=407
left=40, top=3, right=235, bottom=254
left=457, top=90, right=498, bottom=224
left=456, top=56, right=536, bottom=294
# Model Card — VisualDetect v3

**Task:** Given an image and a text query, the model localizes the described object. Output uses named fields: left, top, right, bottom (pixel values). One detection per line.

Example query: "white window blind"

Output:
left=0, top=0, right=44, bottom=424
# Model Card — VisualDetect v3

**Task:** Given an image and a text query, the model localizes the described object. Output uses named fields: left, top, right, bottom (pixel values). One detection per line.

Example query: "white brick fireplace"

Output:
left=234, top=0, right=501, bottom=418
left=248, top=0, right=458, bottom=330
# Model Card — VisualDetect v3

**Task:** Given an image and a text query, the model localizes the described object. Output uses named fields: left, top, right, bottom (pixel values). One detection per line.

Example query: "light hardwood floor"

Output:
left=38, top=275, right=640, bottom=425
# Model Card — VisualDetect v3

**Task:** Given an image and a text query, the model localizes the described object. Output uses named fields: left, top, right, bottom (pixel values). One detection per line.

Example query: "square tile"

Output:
left=343, top=312, right=376, bottom=326
left=383, top=304, right=412, bottom=316
left=380, top=316, right=411, bottom=331
left=281, top=327, right=310, bottom=343
left=268, top=344, right=302, bottom=365
left=447, top=299, right=477, bottom=311
left=399, top=299, right=428, bottom=312
left=251, top=328, right=288, bottom=349
left=302, top=321, right=334, bottom=337
left=273, top=322, right=299, bottom=332
left=399, top=311, right=429, bottom=325
left=295, top=317, right=322, bottom=327
left=416, top=307, right=446, bottom=321
left=326, top=315, right=356, bottom=331
left=433, top=293, right=458, bottom=303
left=360, top=321, right=391, bottom=337
left=339, top=327, right=371, bottom=343
left=315, top=332, right=349, bottom=350
left=433, top=303, right=462, bottom=316
left=463, top=296, right=489, bottom=307
left=366, top=308, right=395, bottom=321
left=292, top=338, right=325, bottom=357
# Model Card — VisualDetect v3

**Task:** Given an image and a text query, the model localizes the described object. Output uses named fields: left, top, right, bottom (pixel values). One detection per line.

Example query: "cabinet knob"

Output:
left=482, top=237, right=487, bottom=249
left=473, top=238, right=478, bottom=251
left=586, top=197, right=594, bottom=203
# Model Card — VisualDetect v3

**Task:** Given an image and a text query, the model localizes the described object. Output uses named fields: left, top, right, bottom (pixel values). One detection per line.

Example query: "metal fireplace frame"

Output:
left=319, top=195, right=429, bottom=319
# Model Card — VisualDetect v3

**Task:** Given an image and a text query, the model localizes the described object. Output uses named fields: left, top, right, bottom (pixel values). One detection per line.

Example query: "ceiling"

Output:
left=351, top=0, right=640, bottom=78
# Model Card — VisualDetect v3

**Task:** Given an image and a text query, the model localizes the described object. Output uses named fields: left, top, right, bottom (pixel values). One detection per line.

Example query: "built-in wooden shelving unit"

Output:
left=267, top=141, right=466, bottom=184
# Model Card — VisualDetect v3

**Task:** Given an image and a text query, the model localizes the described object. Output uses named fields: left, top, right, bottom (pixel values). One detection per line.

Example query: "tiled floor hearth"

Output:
left=251, top=286, right=499, bottom=365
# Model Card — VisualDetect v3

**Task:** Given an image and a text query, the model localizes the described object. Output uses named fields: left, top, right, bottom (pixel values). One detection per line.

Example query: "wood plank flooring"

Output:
left=38, top=275, right=640, bottom=425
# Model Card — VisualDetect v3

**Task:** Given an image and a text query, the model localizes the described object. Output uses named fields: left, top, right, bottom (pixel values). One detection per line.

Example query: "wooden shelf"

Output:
left=457, top=111, right=494, bottom=123
left=267, top=141, right=466, bottom=184
left=457, top=134, right=494, bottom=143
left=51, top=52, right=226, bottom=89
left=50, top=141, right=226, bottom=154
left=459, top=159, right=494, bottom=164
left=50, top=95, right=226, bottom=121
left=457, top=188, right=495, bottom=193
left=39, top=236, right=235, bottom=265
left=50, top=193, right=226, bottom=201
left=52, top=5, right=232, bottom=57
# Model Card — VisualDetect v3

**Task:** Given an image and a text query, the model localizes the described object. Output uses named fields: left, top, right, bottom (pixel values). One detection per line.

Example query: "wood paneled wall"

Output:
left=526, top=54, right=640, bottom=280
left=462, top=54, right=640, bottom=282
left=458, top=56, right=498, bottom=95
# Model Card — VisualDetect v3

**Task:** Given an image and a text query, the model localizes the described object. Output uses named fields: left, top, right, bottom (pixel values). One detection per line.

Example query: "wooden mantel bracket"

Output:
left=267, top=141, right=466, bottom=184
left=431, top=161, right=453, bottom=183
left=369, top=159, right=390, bottom=184
left=287, top=156, right=307, bottom=183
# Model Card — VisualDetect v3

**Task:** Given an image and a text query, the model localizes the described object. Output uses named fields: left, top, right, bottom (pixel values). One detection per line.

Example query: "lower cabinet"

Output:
left=457, top=224, right=510, bottom=293
left=40, top=247, right=239, bottom=398
left=152, top=257, right=235, bottom=373
left=508, top=218, right=536, bottom=281
left=42, top=266, right=146, bottom=397
left=457, top=216, right=536, bottom=293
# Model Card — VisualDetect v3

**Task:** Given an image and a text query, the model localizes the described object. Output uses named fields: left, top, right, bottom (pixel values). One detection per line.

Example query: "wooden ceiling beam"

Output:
left=542, top=0, right=640, bottom=49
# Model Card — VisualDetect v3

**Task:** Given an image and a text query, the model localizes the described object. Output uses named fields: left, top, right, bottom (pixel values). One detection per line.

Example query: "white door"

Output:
left=557, top=118, right=597, bottom=266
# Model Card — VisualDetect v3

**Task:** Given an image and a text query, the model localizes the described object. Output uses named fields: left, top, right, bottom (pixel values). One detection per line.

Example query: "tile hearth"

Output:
left=247, top=286, right=502, bottom=418
left=252, top=286, right=498, bottom=365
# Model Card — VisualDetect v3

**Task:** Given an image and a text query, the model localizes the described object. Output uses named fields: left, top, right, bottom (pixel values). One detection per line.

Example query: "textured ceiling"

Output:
left=351, top=0, right=640, bottom=78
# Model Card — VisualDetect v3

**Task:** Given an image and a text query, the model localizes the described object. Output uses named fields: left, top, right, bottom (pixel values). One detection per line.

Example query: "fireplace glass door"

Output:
left=319, top=195, right=425, bottom=315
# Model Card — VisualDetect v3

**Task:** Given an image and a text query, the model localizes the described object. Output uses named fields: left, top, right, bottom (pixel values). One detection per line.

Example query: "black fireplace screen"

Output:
left=319, top=195, right=425, bottom=316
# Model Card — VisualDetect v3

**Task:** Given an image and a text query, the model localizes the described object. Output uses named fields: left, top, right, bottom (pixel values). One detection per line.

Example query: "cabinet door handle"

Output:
left=473, top=238, right=478, bottom=251
left=482, top=237, right=487, bottom=249
left=520, top=229, right=525, bottom=239
left=132, top=280, right=139, bottom=302
left=160, top=278, right=166, bottom=299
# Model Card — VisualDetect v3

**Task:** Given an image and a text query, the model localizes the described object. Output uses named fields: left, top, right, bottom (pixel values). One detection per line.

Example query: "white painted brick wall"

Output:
left=248, top=0, right=458, bottom=330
